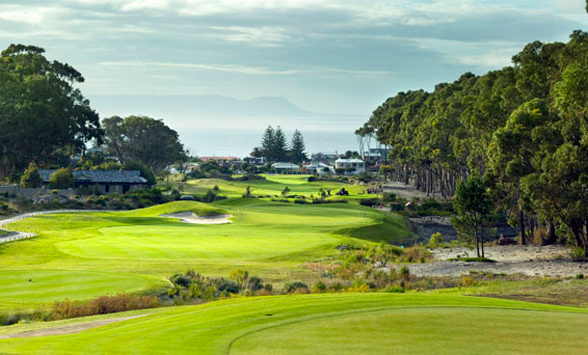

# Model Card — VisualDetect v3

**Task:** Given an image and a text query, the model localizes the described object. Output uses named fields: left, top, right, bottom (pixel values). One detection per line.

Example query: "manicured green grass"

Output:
left=1, top=293, right=587, bottom=354
left=185, top=174, right=373, bottom=200
left=0, top=200, right=408, bottom=310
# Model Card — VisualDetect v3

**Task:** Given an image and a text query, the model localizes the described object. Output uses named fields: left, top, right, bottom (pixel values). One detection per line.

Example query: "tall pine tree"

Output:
left=290, top=130, right=308, bottom=164
left=273, top=126, right=288, bottom=162
left=261, top=125, right=275, bottom=161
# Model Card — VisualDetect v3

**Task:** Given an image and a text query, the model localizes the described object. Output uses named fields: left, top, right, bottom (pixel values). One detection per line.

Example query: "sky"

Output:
left=1, top=0, right=588, bottom=155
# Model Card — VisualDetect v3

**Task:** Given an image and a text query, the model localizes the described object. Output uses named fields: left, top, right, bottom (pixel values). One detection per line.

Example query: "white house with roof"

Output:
left=334, top=158, right=365, bottom=175
left=303, top=163, right=335, bottom=175
left=272, top=162, right=300, bottom=174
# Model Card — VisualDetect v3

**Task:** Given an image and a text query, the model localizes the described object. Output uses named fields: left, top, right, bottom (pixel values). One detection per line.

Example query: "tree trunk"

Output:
left=545, top=222, right=557, bottom=245
left=520, top=210, right=526, bottom=245
left=475, top=229, right=480, bottom=258
left=480, top=227, right=485, bottom=258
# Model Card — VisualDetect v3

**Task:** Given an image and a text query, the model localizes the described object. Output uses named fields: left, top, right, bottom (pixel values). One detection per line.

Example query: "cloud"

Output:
left=100, top=60, right=305, bottom=75
left=208, top=26, right=290, bottom=47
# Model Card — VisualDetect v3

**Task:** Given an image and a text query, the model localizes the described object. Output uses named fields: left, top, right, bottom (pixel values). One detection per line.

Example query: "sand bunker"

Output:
left=160, top=212, right=233, bottom=224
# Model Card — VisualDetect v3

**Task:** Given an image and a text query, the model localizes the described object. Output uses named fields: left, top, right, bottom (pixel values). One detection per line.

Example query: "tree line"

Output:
left=359, top=30, right=588, bottom=256
left=0, top=44, right=187, bottom=181
left=252, top=126, right=308, bottom=164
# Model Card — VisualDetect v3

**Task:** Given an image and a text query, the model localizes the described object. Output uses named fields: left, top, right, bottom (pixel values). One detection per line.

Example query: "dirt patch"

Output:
left=160, top=212, right=233, bottom=224
left=0, top=315, right=146, bottom=339
left=406, top=245, right=588, bottom=278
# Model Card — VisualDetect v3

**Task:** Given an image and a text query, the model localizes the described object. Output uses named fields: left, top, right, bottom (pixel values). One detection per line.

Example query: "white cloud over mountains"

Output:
left=0, top=0, right=586, bottom=114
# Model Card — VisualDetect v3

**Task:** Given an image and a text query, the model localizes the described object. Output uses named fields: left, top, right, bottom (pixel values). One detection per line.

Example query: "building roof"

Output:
left=272, top=162, right=300, bottom=169
left=39, top=170, right=148, bottom=184
left=335, top=158, right=364, bottom=163
left=199, top=156, right=239, bottom=162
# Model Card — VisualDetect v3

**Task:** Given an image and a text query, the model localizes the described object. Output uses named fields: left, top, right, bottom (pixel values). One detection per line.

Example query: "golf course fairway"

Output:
left=1, top=293, right=587, bottom=354
left=0, top=200, right=411, bottom=310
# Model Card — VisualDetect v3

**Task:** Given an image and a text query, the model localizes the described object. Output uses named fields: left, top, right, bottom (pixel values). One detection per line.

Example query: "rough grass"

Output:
left=1, top=293, right=587, bottom=354
left=0, top=200, right=409, bottom=310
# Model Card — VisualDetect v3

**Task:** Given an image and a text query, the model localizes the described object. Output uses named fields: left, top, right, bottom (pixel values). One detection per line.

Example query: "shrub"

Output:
left=20, top=161, right=43, bottom=188
left=428, top=232, right=444, bottom=248
left=399, top=265, right=410, bottom=281
left=312, top=281, right=327, bottom=293
left=51, top=294, right=159, bottom=320
left=461, top=276, right=475, bottom=287
left=385, top=285, right=405, bottom=293
left=576, top=273, right=584, bottom=280
left=284, top=280, right=309, bottom=293
left=48, top=168, right=74, bottom=189
left=359, top=198, right=381, bottom=207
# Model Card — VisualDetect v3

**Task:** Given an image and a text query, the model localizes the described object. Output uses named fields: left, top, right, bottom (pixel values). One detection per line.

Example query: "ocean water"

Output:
left=171, top=114, right=367, bottom=158
left=180, top=127, right=361, bottom=158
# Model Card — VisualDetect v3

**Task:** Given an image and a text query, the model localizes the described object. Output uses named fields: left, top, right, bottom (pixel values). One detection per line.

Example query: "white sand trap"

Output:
left=160, top=212, right=233, bottom=224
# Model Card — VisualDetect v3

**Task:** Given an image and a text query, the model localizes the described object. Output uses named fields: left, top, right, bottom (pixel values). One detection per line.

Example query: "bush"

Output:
left=428, top=232, right=444, bottom=248
left=359, top=198, right=381, bottom=207
left=48, top=168, right=74, bottom=189
left=312, top=281, right=327, bottom=293
left=385, top=286, right=405, bottom=293
left=20, top=161, right=43, bottom=188
left=51, top=294, right=159, bottom=320
left=284, top=280, right=309, bottom=293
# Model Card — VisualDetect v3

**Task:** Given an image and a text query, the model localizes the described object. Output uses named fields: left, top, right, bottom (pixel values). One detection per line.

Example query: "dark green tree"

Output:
left=0, top=44, right=103, bottom=179
left=20, top=161, right=42, bottom=188
left=260, top=126, right=275, bottom=161
left=451, top=173, right=494, bottom=257
left=273, top=126, right=288, bottom=162
left=48, top=168, right=74, bottom=189
left=102, top=115, right=186, bottom=174
left=289, top=129, right=307, bottom=164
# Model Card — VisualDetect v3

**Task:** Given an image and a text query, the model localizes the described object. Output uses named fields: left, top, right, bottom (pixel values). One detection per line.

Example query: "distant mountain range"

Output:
left=89, top=94, right=316, bottom=118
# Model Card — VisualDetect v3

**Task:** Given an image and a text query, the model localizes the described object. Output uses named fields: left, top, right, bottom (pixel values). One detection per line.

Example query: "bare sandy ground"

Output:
left=383, top=181, right=436, bottom=200
left=407, top=245, right=588, bottom=278
left=0, top=315, right=146, bottom=339
left=160, top=212, right=233, bottom=224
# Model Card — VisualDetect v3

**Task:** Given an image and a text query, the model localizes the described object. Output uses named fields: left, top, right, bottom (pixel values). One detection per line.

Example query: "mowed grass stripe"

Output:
left=1, top=293, right=587, bottom=354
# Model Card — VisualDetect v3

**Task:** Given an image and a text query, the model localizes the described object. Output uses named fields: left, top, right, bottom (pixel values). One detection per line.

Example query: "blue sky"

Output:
left=0, top=0, right=587, bottom=116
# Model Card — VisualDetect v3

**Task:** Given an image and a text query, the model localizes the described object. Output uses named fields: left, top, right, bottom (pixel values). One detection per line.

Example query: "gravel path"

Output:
left=0, top=209, right=112, bottom=244
left=0, top=315, right=146, bottom=339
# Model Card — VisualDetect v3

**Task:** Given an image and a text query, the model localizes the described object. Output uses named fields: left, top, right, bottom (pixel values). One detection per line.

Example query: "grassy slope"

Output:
left=185, top=174, right=374, bottom=200
left=1, top=293, right=587, bottom=354
left=0, top=200, right=408, bottom=310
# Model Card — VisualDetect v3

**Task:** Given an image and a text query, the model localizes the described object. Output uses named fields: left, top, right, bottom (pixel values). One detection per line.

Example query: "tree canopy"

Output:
left=362, top=30, right=588, bottom=254
left=0, top=44, right=102, bottom=179
left=256, top=126, right=306, bottom=163
left=102, top=115, right=186, bottom=175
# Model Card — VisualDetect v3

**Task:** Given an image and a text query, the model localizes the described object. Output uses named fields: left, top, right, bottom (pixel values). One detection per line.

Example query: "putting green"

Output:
left=56, top=225, right=338, bottom=260
left=0, top=293, right=587, bottom=354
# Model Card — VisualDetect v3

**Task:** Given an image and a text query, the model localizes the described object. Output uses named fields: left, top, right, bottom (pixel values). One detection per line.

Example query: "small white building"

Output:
left=272, top=162, right=300, bottom=174
left=334, top=158, right=365, bottom=175
left=304, top=163, right=335, bottom=175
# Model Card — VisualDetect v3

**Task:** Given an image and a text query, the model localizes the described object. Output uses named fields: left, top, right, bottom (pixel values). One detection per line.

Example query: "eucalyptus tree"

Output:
left=0, top=44, right=102, bottom=179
